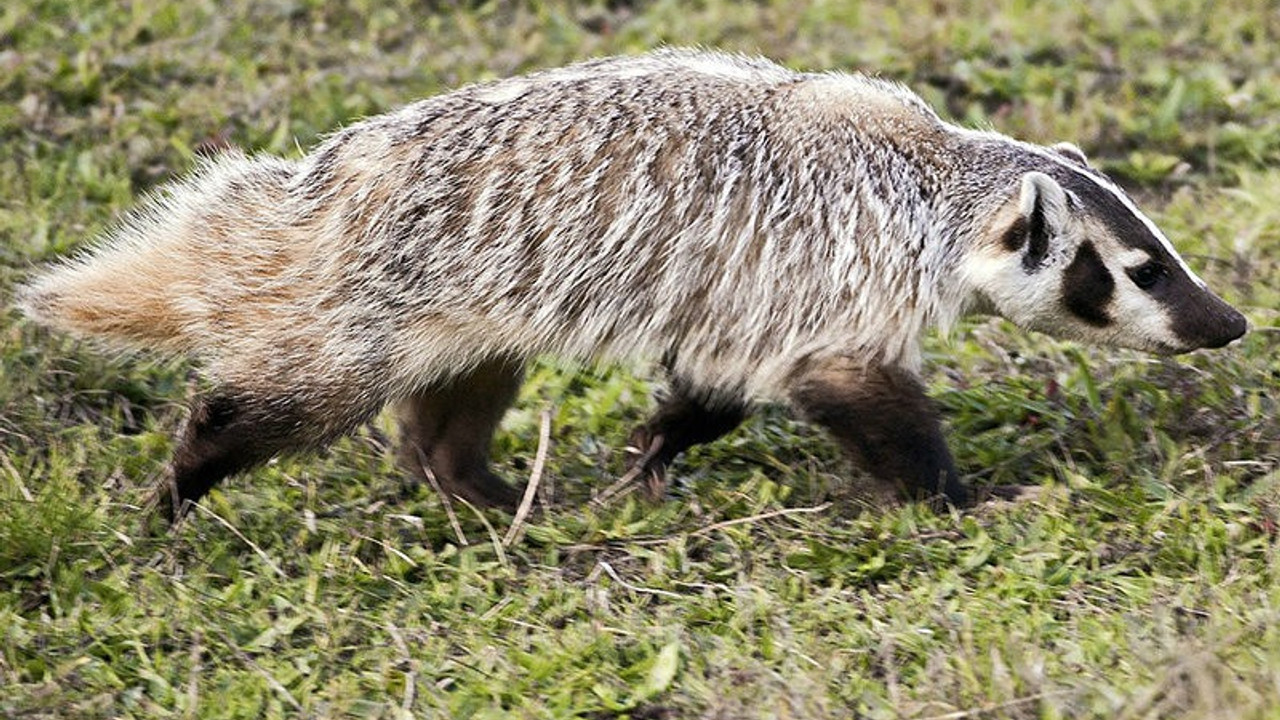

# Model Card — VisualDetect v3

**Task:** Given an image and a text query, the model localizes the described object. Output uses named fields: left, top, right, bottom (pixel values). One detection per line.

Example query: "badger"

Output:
left=17, top=49, right=1247, bottom=523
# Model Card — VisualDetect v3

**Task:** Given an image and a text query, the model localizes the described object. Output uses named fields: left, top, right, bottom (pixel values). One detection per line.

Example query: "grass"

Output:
left=2, top=0, right=1279, bottom=717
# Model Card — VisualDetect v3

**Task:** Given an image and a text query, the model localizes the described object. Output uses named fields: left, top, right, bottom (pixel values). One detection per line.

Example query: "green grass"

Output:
left=3, top=0, right=1279, bottom=717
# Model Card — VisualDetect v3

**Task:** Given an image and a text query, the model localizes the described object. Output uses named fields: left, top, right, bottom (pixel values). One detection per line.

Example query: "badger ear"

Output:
left=1051, top=142, right=1090, bottom=167
left=1001, top=171, right=1069, bottom=272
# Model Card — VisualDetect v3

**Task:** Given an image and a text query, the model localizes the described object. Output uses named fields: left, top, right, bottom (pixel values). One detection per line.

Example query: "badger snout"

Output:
left=1170, top=291, right=1247, bottom=352
left=1197, top=305, right=1248, bottom=349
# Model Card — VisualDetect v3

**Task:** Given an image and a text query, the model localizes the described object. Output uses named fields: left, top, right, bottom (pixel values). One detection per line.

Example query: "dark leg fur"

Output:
left=789, top=358, right=971, bottom=508
left=396, top=359, right=524, bottom=510
left=626, top=378, right=749, bottom=497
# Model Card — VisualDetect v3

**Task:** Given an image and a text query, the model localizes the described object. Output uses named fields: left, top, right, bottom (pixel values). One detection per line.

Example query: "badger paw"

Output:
left=624, top=427, right=669, bottom=500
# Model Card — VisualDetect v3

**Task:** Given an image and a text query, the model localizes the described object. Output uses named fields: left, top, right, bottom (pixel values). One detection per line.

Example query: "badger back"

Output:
left=293, top=51, right=961, bottom=396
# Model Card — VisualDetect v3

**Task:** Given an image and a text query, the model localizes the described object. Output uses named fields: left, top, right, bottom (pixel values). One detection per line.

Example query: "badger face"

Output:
left=964, top=161, right=1246, bottom=355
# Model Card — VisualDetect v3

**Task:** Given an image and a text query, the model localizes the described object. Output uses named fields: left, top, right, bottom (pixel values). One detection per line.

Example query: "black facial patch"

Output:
left=1062, top=241, right=1114, bottom=327
left=999, top=201, right=1050, bottom=273
left=1000, top=216, right=1027, bottom=252
left=1024, top=192, right=1049, bottom=271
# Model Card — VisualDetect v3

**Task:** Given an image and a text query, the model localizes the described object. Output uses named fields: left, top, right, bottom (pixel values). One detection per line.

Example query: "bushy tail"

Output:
left=17, top=151, right=303, bottom=355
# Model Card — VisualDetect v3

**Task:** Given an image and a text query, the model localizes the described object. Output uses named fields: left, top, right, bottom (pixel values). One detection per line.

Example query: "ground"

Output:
left=1, top=1, right=1278, bottom=718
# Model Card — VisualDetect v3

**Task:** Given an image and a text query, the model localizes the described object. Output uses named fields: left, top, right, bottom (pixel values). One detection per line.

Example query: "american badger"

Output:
left=18, top=49, right=1246, bottom=521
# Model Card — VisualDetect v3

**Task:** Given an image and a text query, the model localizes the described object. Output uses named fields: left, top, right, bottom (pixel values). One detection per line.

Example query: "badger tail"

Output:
left=16, top=151, right=303, bottom=355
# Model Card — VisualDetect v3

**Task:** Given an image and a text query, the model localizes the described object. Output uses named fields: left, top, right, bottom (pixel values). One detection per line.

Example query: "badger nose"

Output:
left=1201, top=307, right=1248, bottom=349
left=1172, top=289, right=1248, bottom=352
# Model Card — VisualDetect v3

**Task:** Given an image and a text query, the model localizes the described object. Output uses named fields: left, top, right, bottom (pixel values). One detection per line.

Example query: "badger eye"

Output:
left=1126, top=262, right=1166, bottom=290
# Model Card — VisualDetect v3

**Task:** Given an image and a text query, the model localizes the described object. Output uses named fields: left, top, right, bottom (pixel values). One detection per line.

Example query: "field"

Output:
left=2, top=1, right=1279, bottom=717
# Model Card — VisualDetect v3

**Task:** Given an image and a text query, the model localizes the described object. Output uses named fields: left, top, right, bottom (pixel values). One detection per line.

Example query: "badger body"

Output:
left=18, top=49, right=1247, bottom=519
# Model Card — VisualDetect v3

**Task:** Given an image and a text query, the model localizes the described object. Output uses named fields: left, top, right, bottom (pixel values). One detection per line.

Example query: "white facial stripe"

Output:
left=1029, top=145, right=1208, bottom=289
left=1116, top=248, right=1152, bottom=269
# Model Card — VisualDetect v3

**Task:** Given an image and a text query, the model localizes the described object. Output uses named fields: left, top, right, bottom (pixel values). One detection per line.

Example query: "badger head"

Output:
left=963, top=149, right=1246, bottom=354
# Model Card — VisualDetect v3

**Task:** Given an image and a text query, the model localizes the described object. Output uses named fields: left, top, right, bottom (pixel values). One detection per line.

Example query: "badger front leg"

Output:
left=626, top=379, right=749, bottom=497
left=788, top=358, right=971, bottom=508
left=396, top=359, right=525, bottom=510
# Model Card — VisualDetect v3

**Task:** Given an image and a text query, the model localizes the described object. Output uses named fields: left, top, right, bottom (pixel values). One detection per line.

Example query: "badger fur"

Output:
left=17, top=49, right=1247, bottom=521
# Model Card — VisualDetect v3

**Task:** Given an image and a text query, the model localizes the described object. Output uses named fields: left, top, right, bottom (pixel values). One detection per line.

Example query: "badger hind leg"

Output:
left=788, top=358, right=971, bottom=508
left=626, top=378, right=749, bottom=498
left=156, top=385, right=383, bottom=524
left=396, top=359, right=524, bottom=511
